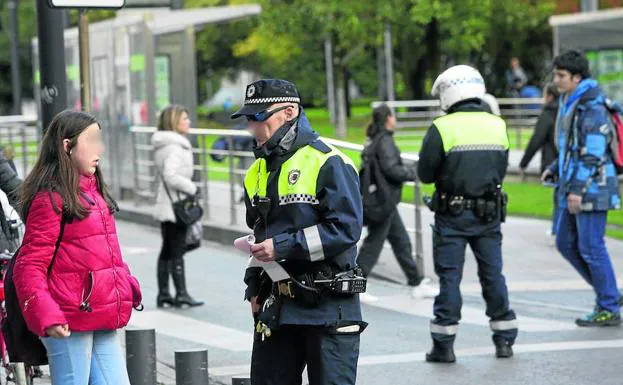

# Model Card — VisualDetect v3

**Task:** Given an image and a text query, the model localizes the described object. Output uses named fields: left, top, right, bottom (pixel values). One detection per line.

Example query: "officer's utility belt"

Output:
left=425, top=189, right=508, bottom=223
left=272, top=268, right=367, bottom=308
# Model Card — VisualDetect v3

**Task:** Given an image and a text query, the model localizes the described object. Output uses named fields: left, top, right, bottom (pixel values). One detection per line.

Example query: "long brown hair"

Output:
left=366, top=104, right=393, bottom=138
left=158, top=105, right=189, bottom=132
left=19, top=110, right=116, bottom=220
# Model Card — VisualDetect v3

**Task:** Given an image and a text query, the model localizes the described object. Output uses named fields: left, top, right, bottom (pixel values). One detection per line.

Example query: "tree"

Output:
left=233, top=0, right=388, bottom=138
left=0, top=0, right=37, bottom=115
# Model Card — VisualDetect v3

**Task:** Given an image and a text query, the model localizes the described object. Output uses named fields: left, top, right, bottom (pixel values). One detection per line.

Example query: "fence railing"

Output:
left=129, top=126, right=426, bottom=276
left=0, top=115, right=41, bottom=178
left=372, top=98, right=544, bottom=150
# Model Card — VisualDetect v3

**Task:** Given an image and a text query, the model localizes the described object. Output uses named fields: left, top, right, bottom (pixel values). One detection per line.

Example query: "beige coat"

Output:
left=152, top=131, right=197, bottom=223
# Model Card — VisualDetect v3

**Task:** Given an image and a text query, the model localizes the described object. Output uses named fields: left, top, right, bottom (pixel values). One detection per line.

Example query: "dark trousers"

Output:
left=159, top=221, right=187, bottom=261
left=555, top=210, right=619, bottom=313
left=251, top=324, right=360, bottom=385
left=431, top=213, right=517, bottom=346
left=357, top=208, right=421, bottom=286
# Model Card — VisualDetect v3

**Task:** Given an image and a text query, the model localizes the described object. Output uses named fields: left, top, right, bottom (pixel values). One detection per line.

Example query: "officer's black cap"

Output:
left=231, top=79, right=301, bottom=119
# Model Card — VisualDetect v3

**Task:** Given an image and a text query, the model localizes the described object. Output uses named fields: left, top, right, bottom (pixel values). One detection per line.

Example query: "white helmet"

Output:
left=431, top=65, right=486, bottom=111
left=481, top=93, right=501, bottom=116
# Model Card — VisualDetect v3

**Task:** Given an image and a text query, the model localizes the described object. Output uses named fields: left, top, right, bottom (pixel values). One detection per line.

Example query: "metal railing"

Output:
left=129, top=126, right=426, bottom=276
left=372, top=98, right=544, bottom=150
left=0, top=115, right=41, bottom=178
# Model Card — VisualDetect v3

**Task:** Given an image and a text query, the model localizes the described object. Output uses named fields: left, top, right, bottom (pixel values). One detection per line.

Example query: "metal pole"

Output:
left=131, top=131, right=140, bottom=206
left=126, top=329, right=157, bottom=385
left=78, top=11, right=92, bottom=113
left=228, top=136, right=236, bottom=225
left=200, top=134, right=210, bottom=220
left=414, top=177, right=425, bottom=277
left=232, top=377, right=251, bottom=385
left=384, top=24, right=395, bottom=102
left=581, top=0, right=598, bottom=12
left=175, top=349, right=209, bottom=385
left=324, top=37, right=337, bottom=125
left=8, top=0, right=22, bottom=115
left=36, top=0, right=68, bottom=132
left=21, top=127, right=27, bottom=177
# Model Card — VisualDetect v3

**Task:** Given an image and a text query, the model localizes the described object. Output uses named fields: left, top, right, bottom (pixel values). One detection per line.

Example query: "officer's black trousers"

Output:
left=357, top=208, right=421, bottom=286
left=251, top=324, right=360, bottom=385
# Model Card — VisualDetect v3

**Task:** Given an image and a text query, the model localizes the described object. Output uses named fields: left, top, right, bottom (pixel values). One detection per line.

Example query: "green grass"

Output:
left=197, top=104, right=623, bottom=240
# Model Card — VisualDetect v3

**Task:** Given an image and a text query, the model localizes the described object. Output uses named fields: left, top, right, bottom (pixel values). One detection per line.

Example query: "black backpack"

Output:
left=2, top=213, right=66, bottom=365
left=359, top=137, right=395, bottom=226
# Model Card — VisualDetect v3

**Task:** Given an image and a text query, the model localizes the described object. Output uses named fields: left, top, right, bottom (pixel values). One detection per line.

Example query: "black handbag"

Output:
left=159, top=175, right=203, bottom=226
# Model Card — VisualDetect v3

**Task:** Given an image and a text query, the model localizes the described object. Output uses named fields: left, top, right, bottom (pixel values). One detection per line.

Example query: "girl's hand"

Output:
left=46, top=324, right=70, bottom=338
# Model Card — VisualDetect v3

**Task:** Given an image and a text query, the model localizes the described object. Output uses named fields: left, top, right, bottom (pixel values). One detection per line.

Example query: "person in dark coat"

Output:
left=519, top=83, right=560, bottom=174
left=520, top=83, right=560, bottom=237
left=357, top=104, right=438, bottom=300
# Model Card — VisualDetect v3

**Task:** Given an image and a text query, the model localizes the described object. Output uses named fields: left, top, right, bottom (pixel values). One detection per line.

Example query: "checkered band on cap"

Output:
left=245, top=96, right=301, bottom=105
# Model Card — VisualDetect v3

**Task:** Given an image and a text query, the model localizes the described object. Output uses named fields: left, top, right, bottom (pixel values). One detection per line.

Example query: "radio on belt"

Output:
left=315, top=269, right=367, bottom=294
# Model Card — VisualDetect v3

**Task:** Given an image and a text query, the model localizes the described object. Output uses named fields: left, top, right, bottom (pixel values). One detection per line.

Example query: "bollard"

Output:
left=175, top=349, right=209, bottom=385
left=232, top=377, right=251, bottom=385
left=126, top=328, right=157, bottom=385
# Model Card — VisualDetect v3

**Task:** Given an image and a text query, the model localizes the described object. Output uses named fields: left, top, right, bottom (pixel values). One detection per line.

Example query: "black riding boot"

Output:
left=171, top=259, right=204, bottom=307
left=156, top=259, right=174, bottom=308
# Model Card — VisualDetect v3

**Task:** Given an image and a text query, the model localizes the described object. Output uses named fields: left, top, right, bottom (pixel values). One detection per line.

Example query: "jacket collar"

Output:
left=79, top=174, right=97, bottom=192
left=152, top=130, right=192, bottom=150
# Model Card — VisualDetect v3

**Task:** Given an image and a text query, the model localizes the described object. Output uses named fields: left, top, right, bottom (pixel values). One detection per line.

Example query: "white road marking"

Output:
left=128, top=310, right=253, bottom=352
left=209, top=339, right=623, bottom=377
left=363, top=295, right=576, bottom=332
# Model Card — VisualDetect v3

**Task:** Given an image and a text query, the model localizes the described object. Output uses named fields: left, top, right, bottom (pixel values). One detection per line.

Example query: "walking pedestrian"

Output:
left=542, top=50, right=621, bottom=326
left=357, top=104, right=438, bottom=300
left=520, top=83, right=560, bottom=238
left=13, top=110, right=143, bottom=385
left=152, top=105, right=204, bottom=308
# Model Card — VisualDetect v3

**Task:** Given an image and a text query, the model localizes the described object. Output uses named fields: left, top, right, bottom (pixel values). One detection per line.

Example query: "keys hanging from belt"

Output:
left=256, top=321, right=272, bottom=341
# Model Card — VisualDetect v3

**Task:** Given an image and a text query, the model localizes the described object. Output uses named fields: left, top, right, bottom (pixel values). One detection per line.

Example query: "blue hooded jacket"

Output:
left=551, top=79, right=620, bottom=211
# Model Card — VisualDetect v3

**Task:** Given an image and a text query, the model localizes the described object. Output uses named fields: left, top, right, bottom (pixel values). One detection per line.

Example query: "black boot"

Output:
left=495, top=341, right=514, bottom=358
left=426, top=342, right=456, bottom=363
left=157, top=259, right=174, bottom=308
left=171, top=259, right=204, bottom=308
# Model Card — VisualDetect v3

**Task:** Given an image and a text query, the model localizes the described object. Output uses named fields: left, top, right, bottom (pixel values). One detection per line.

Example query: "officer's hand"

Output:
left=567, top=193, right=582, bottom=214
left=540, top=169, right=552, bottom=183
left=250, top=296, right=260, bottom=314
left=251, top=239, right=276, bottom=262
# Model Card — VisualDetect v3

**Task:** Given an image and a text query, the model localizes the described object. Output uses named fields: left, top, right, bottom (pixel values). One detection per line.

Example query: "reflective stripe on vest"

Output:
left=244, top=142, right=357, bottom=204
left=433, top=112, right=509, bottom=154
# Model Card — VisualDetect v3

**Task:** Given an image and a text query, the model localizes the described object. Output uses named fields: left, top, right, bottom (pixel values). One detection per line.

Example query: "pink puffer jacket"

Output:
left=13, top=175, right=142, bottom=337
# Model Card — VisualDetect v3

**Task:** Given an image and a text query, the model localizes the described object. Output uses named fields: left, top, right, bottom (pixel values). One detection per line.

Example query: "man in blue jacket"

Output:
left=542, top=50, right=621, bottom=326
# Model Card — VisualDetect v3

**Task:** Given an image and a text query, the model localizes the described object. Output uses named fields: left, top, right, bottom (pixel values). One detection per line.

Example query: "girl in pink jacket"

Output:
left=13, top=110, right=142, bottom=385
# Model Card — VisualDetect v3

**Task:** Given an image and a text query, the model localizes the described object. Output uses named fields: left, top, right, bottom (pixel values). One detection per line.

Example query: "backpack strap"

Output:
left=47, top=213, right=67, bottom=277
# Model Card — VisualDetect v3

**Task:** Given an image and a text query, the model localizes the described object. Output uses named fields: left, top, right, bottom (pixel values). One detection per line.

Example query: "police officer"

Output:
left=232, top=79, right=366, bottom=384
left=418, top=65, right=518, bottom=363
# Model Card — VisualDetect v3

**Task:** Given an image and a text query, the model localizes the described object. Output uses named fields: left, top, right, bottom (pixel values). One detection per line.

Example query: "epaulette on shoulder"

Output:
left=309, top=139, right=332, bottom=154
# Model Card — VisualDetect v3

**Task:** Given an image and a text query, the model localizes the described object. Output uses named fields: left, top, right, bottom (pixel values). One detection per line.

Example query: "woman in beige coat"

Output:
left=152, top=105, right=203, bottom=308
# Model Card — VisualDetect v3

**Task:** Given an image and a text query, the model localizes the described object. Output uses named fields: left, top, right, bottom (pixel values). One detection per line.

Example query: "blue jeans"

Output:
left=41, top=331, right=130, bottom=385
left=555, top=210, right=620, bottom=313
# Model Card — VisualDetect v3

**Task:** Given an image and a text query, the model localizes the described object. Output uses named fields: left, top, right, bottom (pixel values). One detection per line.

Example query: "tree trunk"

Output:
left=335, top=70, right=347, bottom=139
left=344, top=66, right=351, bottom=119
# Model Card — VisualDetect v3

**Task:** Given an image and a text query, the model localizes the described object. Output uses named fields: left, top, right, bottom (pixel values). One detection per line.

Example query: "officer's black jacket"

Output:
left=417, top=100, right=509, bottom=197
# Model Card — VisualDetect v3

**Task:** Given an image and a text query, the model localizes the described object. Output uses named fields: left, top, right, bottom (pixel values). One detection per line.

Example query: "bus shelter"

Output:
left=31, top=5, right=261, bottom=198
left=550, top=8, right=623, bottom=103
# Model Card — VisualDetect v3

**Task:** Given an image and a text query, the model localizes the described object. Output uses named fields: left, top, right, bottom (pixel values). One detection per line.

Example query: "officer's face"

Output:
left=248, top=104, right=297, bottom=146
left=553, top=69, right=581, bottom=95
